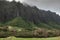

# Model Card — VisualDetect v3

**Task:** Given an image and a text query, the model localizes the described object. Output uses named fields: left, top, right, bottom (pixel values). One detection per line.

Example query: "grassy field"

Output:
left=0, top=36, right=60, bottom=40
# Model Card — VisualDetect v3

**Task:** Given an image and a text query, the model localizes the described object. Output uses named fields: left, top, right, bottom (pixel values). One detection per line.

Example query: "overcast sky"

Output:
left=8, top=0, right=60, bottom=15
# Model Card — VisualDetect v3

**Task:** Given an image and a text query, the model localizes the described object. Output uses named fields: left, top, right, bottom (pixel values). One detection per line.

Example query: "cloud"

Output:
left=7, top=0, right=60, bottom=15
left=21, top=0, right=60, bottom=15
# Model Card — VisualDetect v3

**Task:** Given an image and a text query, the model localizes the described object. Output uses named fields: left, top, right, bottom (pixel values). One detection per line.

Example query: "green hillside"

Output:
left=4, top=17, right=60, bottom=30
left=0, top=0, right=60, bottom=38
left=5, top=17, right=36, bottom=30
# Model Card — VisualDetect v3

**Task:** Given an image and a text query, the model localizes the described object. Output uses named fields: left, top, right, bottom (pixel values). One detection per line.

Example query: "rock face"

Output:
left=0, top=1, right=60, bottom=29
left=0, top=0, right=60, bottom=38
left=0, top=1, right=60, bottom=24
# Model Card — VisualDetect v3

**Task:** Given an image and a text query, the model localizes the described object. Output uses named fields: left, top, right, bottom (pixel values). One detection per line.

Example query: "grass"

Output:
left=0, top=36, right=60, bottom=40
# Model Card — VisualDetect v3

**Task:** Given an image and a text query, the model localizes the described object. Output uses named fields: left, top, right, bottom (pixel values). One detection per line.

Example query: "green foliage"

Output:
left=5, top=17, right=36, bottom=31
left=6, top=17, right=27, bottom=27
left=48, top=22, right=60, bottom=29
left=0, top=23, right=3, bottom=27
left=0, top=1, right=60, bottom=38
left=37, top=23, right=53, bottom=29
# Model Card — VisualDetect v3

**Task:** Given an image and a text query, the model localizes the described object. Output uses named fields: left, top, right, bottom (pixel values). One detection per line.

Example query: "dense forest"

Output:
left=0, top=0, right=60, bottom=38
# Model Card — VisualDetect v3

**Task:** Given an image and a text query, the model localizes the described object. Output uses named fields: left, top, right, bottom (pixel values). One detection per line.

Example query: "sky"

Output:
left=8, top=0, right=60, bottom=15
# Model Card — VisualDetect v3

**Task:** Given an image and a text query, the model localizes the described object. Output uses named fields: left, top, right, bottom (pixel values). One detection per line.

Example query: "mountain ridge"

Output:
left=0, top=1, right=60, bottom=29
left=0, top=1, right=60, bottom=37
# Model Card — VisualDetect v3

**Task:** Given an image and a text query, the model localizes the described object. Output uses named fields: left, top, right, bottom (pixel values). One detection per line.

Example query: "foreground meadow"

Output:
left=0, top=36, right=60, bottom=40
